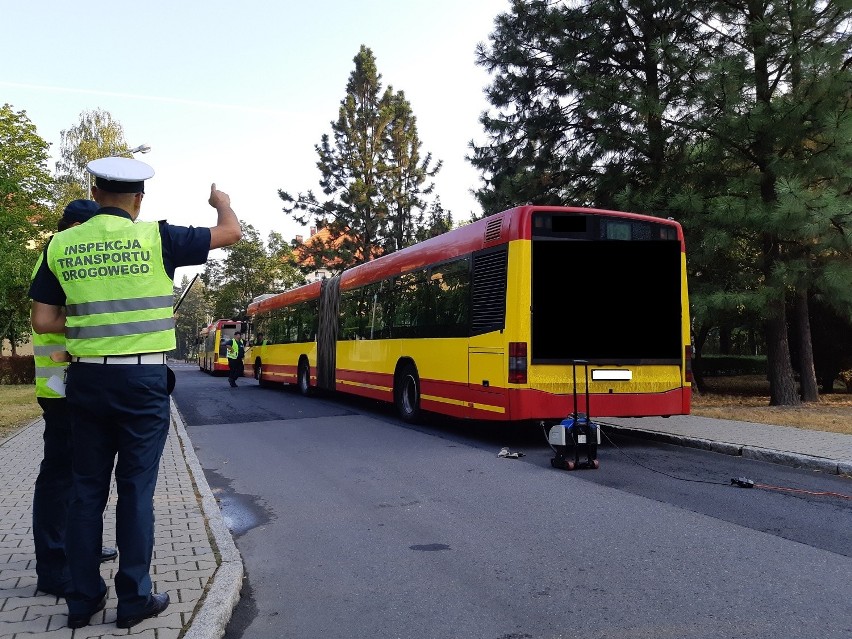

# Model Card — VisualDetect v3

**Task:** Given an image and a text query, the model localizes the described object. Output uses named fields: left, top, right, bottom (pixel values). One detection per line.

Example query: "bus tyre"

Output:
left=297, top=359, right=311, bottom=396
left=395, top=363, right=421, bottom=423
left=256, top=359, right=276, bottom=389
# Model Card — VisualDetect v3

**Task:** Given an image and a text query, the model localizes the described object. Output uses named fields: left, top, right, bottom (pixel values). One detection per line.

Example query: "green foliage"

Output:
left=201, top=222, right=305, bottom=320
left=280, top=45, right=446, bottom=270
left=469, top=0, right=712, bottom=217
left=0, top=104, right=54, bottom=353
left=694, top=355, right=767, bottom=377
left=53, top=108, right=130, bottom=215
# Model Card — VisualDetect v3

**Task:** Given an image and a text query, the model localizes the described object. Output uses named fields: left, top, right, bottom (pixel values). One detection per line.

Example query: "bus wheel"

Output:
left=395, top=363, right=421, bottom=423
left=297, top=359, right=311, bottom=396
left=256, top=359, right=276, bottom=388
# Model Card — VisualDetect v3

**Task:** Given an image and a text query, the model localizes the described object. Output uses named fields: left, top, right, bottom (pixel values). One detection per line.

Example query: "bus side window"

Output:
left=293, top=302, right=308, bottom=342
left=364, top=281, right=384, bottom=340
left=433, top=257, right=470, bottom=337
left=392, top=269, right=432, bottom=338
left=339, top=290, right=357, bottom=341
left=306, top=300, right=319, bottom=342
left=370, top=280, right=390, bottom=339
left=270, top=309, right=287, bottom=345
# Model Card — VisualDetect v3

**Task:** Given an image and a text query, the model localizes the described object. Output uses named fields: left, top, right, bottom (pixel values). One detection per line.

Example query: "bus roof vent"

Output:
left=484, top=217, right=504, bottom=244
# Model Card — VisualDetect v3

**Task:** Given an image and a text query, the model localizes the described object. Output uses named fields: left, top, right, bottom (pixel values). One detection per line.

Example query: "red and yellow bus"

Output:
left=245, top=205, right=692, bottom=424
left=198, top=319, right=243, bottom=375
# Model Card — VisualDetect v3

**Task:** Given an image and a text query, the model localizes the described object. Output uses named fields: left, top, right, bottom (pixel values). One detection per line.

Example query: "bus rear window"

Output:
left=605, top=221, right=631, bottom=240
left=534, top=212, right=678, bottom=241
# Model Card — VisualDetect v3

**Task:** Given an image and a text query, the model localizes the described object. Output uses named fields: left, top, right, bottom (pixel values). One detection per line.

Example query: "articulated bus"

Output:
left=245, top=205, right=692, bottom=425
left=198, top=319, right=243, bottom=374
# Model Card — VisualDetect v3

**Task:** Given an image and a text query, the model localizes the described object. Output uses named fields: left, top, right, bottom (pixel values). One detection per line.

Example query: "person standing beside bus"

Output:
left=29, top=157, right=242, bottom=629
left=31, top=200, right=118, bottom=598
left=227, top=330, right=244, bottom=387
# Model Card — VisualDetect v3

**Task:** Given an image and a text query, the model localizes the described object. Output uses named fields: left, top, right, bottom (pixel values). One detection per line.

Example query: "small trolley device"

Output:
left=548, top=360, right=600, bottom=470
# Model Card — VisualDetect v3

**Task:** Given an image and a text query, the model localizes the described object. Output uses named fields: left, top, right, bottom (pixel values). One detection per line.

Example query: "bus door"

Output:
left=468, top=347, right=504, bottom=394
left=468, top=344, right=506, bottom=418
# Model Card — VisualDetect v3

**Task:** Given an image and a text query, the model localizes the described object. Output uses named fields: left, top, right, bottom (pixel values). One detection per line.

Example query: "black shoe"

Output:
left=229, top=382, right=237, bottom=387
left=67, top=594, right=106, bottom=629
left=116, top=592, right=170, bottom=629
left=100, top=546, right=118, bottom=563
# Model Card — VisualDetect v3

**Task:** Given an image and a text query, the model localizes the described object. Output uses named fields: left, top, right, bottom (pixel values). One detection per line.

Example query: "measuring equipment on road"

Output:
left=547, top=360, right=600, bottom=471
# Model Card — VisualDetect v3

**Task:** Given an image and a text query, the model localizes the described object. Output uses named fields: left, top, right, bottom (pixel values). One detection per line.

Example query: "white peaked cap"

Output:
left=87, top=157, right=155, bottom=193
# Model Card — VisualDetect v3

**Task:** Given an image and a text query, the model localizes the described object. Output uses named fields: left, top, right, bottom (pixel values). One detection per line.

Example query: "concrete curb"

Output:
left=601, top=425, right=848, bottom=476
left=740, top=445, right=841, bottom=475
left=170, top=400, right=244, bottom=639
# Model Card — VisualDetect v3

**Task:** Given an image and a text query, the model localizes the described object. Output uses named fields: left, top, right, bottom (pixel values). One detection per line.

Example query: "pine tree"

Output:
left=382, top=90, right=442, bottom=252
left=688, top=0, right=852, bottom=405
left=280, top=45, right=444, bottom=270
left=469, top=0, right=712, bottom=217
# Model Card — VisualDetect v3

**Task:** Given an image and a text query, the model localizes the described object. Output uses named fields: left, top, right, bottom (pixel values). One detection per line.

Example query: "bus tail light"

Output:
left=685, top=345, right=693, bottom=383
left=509, top=342, right=527, bottom=384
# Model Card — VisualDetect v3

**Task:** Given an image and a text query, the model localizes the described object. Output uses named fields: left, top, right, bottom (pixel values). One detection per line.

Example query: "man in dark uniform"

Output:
left=29, top=157, right=241, bottom=629
left=31, top=200, right=118, bottom=598
left=227, top=330, right=244, bottom=387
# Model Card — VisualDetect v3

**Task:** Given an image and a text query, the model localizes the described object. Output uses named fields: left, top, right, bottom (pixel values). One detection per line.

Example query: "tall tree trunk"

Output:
left=792, top=289, right=819, bottom=402
left=765, top=298, right=800, bottom=406
left=751, top=3, right=798, bottom=406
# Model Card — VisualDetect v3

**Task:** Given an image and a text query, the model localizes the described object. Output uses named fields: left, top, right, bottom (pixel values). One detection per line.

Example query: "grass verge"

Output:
left=692, top=376, right=852, bottom=435
left=0, top=385, right=41, bottom=440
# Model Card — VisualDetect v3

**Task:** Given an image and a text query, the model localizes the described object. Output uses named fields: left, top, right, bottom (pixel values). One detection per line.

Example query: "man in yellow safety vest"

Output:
left=226, top=330, right=244, bottom=387
left=29, top=157, right=241, bottom=629
left=30, top=200, right=118, bottom=598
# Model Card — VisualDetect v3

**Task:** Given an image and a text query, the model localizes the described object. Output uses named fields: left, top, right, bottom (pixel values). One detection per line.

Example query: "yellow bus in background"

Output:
left=245, top=205, right=692, bottom=424
left=198, top=319, right=243, bottom=375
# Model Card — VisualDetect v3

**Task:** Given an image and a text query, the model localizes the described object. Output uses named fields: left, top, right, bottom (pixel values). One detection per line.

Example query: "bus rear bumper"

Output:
left=506, top=386, right=690, bottom=421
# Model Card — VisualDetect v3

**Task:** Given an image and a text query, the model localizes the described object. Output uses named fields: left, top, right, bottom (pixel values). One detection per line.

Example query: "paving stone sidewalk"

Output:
left=603, top=414, right=852, bottom=476
left=0, top=401, right=242, bottom=639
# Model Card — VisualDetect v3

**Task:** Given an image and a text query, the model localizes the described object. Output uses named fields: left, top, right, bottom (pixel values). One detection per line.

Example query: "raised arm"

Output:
left=208, top=183, right=242, bottom=249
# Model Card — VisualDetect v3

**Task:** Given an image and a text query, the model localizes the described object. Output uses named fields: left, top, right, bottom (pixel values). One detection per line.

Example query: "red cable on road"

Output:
left=754, top=483, right=852, bottom=500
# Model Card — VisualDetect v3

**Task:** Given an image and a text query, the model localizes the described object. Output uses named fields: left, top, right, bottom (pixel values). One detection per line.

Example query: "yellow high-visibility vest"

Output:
left=46, top=215, right=175, bottom=356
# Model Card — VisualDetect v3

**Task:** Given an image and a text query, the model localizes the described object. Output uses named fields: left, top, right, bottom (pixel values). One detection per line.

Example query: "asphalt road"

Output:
left=171, top=364, right=852, bottom=639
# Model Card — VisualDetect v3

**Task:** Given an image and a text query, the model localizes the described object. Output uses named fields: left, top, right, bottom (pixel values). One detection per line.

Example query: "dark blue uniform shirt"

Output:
left=29, top=207, right=211, bottom=305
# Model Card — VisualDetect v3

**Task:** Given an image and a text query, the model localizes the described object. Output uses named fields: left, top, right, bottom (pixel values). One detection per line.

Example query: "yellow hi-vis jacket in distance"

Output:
left=226, top=338, right=241, bottom=360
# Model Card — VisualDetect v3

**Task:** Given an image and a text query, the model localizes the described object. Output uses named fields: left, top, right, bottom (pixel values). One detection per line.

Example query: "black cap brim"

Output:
left=95, top=177, right=145, bottom=193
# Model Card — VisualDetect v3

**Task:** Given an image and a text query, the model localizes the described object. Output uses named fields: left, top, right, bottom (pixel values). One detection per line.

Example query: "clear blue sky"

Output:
left=2, top=0, right=507, bottom=279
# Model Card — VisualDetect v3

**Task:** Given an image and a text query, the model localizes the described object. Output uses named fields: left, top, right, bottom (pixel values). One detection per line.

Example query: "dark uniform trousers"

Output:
left=227, top=356, right=242, bottom=385
left=33, top=397, right=73, bottom=591
left=64, top=362, right=169, bottom=619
